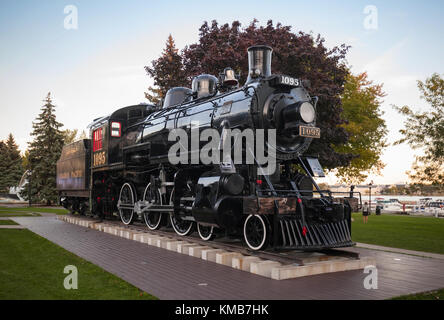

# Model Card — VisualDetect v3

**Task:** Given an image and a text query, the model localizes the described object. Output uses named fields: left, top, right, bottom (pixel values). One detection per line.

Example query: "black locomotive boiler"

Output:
left=57, top=45, right=356, bottom=251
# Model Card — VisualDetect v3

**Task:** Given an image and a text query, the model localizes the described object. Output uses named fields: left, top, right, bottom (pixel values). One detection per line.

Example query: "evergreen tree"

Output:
left=3, top=133, right=24, bottom=190
left=144, top=34, right=188, bottom=105
left=0, top=141, right=8, bottom=193
left=24, top=93, right=65, bottom=205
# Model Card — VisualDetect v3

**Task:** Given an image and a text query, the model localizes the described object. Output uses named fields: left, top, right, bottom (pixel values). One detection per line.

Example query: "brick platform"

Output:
left=58, top=215, right=375, bottom=280
left=11, top=215, right=444, bottom=300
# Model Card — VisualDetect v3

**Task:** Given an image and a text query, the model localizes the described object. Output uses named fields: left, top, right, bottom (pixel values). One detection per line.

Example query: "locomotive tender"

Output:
left=57, top=45, right=355, bottom=251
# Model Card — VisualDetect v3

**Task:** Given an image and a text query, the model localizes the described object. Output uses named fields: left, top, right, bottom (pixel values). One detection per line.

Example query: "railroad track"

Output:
left=70, top=214, right=360, bottom=266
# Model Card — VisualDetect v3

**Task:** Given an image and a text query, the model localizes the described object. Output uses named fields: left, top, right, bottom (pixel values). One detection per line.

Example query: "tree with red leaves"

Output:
left=145, top=20, right=354, bottom=169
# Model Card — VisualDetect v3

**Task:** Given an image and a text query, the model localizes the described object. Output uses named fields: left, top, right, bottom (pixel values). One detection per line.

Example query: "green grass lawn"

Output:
left=0, top=211, right=40, bottom=217
left=0, top=206, right=68, bottom=216
left=392, top=288, right=444, bottom=300
left=0, top=229, right=157, bottom=300
left=0, top=219, right=18, bottom=225
left=351, top=213, right=444, bottom=255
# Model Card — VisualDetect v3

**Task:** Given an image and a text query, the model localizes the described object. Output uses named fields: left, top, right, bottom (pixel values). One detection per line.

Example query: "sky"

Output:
left=0, top=0, right=443, bottom=185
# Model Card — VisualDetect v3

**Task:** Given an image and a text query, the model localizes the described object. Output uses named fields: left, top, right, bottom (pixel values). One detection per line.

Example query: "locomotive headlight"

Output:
left=300, top=102, right=315, bottom=123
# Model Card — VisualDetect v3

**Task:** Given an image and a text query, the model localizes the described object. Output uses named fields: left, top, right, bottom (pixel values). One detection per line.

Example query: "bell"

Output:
left=222, top=67, right=239, bottom=87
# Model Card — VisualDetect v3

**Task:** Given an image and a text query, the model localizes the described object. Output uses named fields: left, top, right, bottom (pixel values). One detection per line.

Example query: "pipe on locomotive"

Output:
left=246, top=45, right=273, bottom=83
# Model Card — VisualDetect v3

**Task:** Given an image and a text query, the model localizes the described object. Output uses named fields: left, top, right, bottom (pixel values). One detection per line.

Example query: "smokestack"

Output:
left=246, top=45, right=273, bottom=84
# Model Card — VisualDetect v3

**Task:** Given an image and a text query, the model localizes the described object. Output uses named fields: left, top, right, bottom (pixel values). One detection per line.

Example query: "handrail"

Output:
left=256, top=189, right=362, bottom=205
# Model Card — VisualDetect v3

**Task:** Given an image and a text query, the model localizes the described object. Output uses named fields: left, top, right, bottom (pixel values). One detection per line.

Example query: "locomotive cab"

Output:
left=89, top=104, right=156, bottom=167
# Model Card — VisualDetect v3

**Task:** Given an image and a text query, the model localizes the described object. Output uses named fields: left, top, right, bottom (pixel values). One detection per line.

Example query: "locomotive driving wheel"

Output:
left=118, top=183, right=136, bottom=225
left=169, top=188, right=195, bottom=236
left=243, top=214, right=269, bottom=251
left=170, top=215, right=194, bottom=236
left=197, top=223, right=216, bottom=241
left=143, top=183, right=163, bottom=230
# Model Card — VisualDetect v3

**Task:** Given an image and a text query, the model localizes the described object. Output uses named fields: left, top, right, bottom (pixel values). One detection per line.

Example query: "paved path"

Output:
left=356, top=242, right=444, bottom=260
left=10, top=216, right=444, bottom=300
left=0, top=225, right=26, bottom=229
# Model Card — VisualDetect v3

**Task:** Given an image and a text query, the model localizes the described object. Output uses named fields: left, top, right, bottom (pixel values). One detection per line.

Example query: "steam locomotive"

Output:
left=57, top=45, right=356, bottom=251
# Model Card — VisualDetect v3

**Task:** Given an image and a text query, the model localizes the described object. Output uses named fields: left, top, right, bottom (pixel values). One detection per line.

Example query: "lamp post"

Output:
left=368, top=180, right=374, bottom=214
left=349, top=185, right=355, bottom=198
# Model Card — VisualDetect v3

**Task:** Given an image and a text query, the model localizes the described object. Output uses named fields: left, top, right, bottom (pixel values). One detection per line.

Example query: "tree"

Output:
left=394, top=73, right=444, bottom=186
left=23, top=93, right=65, bottom=204
left=22, top=150, right=30, bottom=171
left=78, top=130, right=87, bottom=140
left=0, top=141, right=8, bottom=193
left=62, top=129, right=88, bottom=145
left=3, top=134, right=24, bottom=189
left=408, top=158, right=443, bottom=189
left=62, top=129, right=79, bottom=145
left=334, top=72, right=387, bottom=183
left=144, top=34, right=188, bottom=105
left=147, top=20, right=354, bottom=169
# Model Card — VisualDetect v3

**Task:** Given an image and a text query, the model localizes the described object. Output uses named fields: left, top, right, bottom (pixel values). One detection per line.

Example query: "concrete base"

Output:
left=93, top=223, right=107, bottom=232
left=216, top=252, right=243, bottom=266
left=271, top=257, right=376, bottom=280
left=61, top=216, right=375, bottom=281
left=232, top=256, right=262, bottom=272
left=119, top=229, right=136, bottom=239
left=202, top=249, right=226, bottom=262
left=156, top=237, right=173, bottom=249
left=132, top=233, right=147, bottom=242
left=251, top=260, right=282, bottom=278
left=166, top=241, right=188, bottom=252
left=146, top=235, right=162, bottom=246
left=103, top=226, right=115, bottom=234
left=177, top=243, right=197, bottom=255
left=189, top=246, right=212, bottom=258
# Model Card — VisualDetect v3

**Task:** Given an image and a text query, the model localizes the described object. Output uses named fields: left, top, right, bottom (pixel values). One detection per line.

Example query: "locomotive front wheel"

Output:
left=118, top=183, right=136, bottom=225
left=197, top=223, right=216, bottom=241
left=243, top=214, right=269, bottom=251
left=143, top=183, right=163, bottom=230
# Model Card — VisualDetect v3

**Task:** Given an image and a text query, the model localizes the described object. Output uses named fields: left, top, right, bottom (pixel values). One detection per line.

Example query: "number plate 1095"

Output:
left=299, top=126, right=320, bottom=138
left=93, top=151, right=106, bottom=167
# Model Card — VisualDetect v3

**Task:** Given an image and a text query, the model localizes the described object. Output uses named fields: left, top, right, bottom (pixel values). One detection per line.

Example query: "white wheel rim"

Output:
left=170, top=214, right=194, bottom=236
left=169, top=187, right=194, bottom=236
left=143, top=183, right=163, bottom=230
left=119, top=183, right=135, bottom=225
left=197, top=223, right=214, bottom=241
left=244, top=214, right=267, bottom=251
